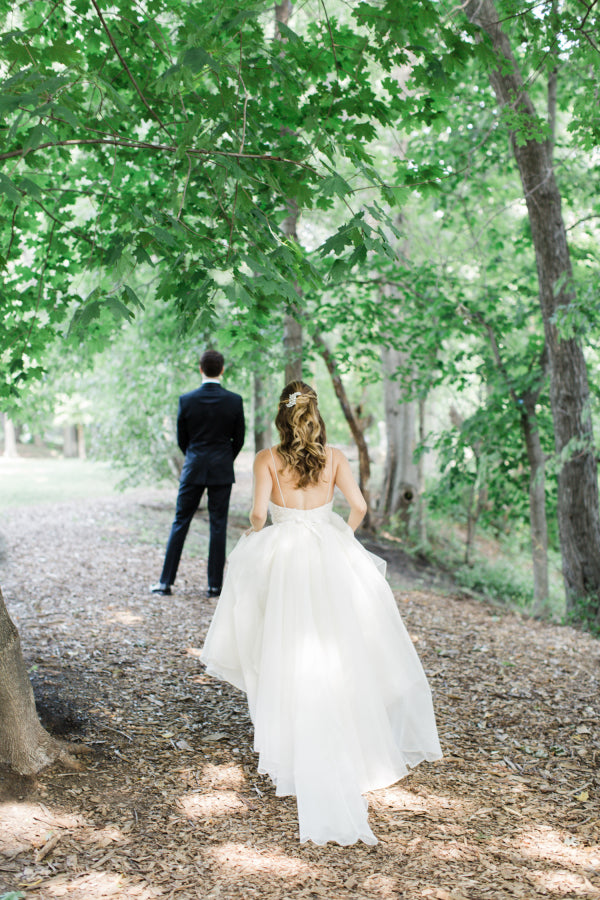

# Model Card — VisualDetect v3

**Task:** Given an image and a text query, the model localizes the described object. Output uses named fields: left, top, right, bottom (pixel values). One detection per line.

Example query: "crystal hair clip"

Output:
left=286, top=392, right=303, bottom=408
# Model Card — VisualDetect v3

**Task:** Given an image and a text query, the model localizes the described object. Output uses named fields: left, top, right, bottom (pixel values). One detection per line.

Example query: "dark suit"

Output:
left=160, top=382, right=245, bottom=590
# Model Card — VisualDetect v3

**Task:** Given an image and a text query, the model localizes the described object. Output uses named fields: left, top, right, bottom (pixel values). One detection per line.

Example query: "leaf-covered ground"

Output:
left=1, top=457, right=599, bottom=900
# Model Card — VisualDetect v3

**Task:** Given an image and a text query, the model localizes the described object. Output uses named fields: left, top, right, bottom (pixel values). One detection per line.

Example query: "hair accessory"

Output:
left=286, top=391, right=302, bottom=408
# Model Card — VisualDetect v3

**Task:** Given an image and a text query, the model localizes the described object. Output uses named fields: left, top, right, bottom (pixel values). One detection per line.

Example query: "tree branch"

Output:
left=0, top=137, right=318, bottom=172
left=566, top=213, right=600, bottom=231
left=89, top=0, right=173, bottom=140
left=319, top=0, right=339, bottom=76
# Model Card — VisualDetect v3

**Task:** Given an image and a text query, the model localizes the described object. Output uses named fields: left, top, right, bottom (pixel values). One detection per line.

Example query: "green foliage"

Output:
left=0, top=0, right=409, bottom=399
left=3, top=0, right=600, bottom=628
left=455, top=558, right=534, bottom=608
left=564, top=595, right=600, bottom=638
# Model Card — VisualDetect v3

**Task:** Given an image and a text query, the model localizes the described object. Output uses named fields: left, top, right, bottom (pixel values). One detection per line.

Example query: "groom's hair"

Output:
left=200, top=350, right=224, bottom=378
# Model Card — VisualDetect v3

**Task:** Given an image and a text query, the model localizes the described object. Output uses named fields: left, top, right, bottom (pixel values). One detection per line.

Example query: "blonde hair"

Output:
left=275, top=381, right=327, bottom=488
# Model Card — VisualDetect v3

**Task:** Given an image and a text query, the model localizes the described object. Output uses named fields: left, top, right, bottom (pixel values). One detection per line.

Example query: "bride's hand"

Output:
left=244, top=527, right=256, bottom=536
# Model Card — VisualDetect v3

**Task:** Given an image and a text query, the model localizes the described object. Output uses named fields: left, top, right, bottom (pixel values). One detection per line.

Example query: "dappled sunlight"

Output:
left=107, top=609, right=145, bottom=625
left=528, top=867, right=600, bottom=897
left=178, top=763, right=251, bottom=819
left=179, top=789, right=249, bottom=819
left=373, top=784, right=463, bottom=816
left=208, top=842, right=318, bottom=878
left=3, top=480, right=600, bottom=899
left=516, top=825, right=600, bottom=869
left=0, top=801, right=84, bottom=855
left=44, top=871, right=160, bottom=899
left=362, top=873, right=398, bottom=895
left=196, top=762, right=246, bottom=790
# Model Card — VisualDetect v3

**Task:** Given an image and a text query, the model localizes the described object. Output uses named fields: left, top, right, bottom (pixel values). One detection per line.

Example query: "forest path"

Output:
left=0, top=478, right=599, bottom=900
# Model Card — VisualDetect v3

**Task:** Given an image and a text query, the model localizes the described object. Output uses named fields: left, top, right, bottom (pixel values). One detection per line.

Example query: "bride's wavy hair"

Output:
left=275, top=381, right=327, bottom=488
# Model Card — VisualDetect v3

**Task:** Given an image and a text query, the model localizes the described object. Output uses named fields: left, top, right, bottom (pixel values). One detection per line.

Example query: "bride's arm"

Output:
left=333, top=449, right=368, bottom=532
left=249, top=450, right=272, bottom=532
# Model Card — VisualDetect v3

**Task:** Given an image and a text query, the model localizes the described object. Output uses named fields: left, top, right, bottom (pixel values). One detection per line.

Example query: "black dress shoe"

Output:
left=206, top=587, right=221, bottom=598
left=150, top=582, right=172, bottom=595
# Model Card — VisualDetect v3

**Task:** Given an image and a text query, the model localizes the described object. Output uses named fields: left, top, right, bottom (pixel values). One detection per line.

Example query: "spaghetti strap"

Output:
left=327, top=446, right=335, bottom=502
left=269, top=447, right=286, bottom=508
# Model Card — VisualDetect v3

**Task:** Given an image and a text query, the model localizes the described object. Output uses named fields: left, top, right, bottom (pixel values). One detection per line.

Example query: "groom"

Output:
left=151, top=350, right=245, bottom=598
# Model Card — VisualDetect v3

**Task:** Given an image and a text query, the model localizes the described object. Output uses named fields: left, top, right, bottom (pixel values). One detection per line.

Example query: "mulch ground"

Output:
left=0, top=464, right=599, bottom=900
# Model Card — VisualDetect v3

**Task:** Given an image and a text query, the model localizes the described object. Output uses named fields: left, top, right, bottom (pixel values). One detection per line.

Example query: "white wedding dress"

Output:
left=200, top=453, right=442, bottom=846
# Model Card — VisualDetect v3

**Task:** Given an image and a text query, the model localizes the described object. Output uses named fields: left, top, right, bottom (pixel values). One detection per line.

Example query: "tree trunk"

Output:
left=450, top=405, right=488, bottom=565
left=276, top=1, right=303, bottom=384
left=468, top=314, right=550, bottom=610
left=0, top=587, right=79, bottom=774
left=416, top=395, right=427, bottom=544
left=464, top=0, right=600, bottom=614
left=313, top=332, right=373, bottom=530
left=379, top=348, right=418, bottom=530
left=3, top=414, right=18, bottom=458
left=280, top=196, right=302, bottom=386
left=253, top=372, right=272, bottom=452
left=521, top=406, right=550, bottom=613
left=464, top=455, right=488, bottom=566
left=77, top=423, right=86, bottom=459
left=283, top=312, right=302, bottom=383
left=63, top=425, right=78, bottom=458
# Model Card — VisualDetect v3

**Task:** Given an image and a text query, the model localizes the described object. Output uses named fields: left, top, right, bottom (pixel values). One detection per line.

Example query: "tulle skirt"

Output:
left=200, top=502, right=442, bottom=845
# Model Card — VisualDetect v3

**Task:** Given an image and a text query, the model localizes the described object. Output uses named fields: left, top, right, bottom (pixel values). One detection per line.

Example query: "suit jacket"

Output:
left=177, top=383, right=245, bottom=485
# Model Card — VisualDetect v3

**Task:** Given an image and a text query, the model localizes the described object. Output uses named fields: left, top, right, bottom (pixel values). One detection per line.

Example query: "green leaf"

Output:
left=182, top=47, right=220, bottom=74
left=19, top=176, right=43, bottom=201
left=22, top=124, right=58, bottom=155
left=122, top=284, right=144, bottom=310
left=0, top=173, right=21, bottom=204
left=276, top=22, right=302, bottom=45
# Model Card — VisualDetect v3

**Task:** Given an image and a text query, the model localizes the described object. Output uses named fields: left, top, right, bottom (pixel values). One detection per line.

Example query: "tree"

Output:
left=352, top=0, right=600, bottom=617
left=0, top=0, right=398, bottom=401
left=461, top=0, right=600, bottom=614
left=379, top=347, right=418, bottom=525
left=0, top=587, right=82, bottom=774
left=1, top=0, right=399, bottom=771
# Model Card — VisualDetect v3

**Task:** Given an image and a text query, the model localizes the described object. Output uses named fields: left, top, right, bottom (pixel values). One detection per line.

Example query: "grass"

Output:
left=0, top=457, right=128, bottom=508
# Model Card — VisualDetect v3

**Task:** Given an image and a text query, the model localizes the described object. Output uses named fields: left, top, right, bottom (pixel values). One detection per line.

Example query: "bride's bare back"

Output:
left=249, top=445, right=367, bottom=531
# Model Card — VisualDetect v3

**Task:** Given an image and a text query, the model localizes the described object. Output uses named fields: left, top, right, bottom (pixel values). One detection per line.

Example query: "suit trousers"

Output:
left=160, top=481, right=232, bottom=589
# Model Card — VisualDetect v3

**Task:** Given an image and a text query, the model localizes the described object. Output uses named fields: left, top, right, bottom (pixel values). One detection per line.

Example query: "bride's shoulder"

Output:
left=328, top=446, right=351, bottom=474
left=254, top=446, right=280, bottom=466
left=328, top=446, right=346, bottom=463
left=253, top=448, right=272, bottom=468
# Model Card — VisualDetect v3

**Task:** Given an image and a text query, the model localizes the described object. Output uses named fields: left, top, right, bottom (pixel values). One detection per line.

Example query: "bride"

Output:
left=200, top=381, right=442, bottom=846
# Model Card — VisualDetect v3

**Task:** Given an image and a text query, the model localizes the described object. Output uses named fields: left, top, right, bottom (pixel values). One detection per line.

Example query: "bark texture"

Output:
left=464, top=0, right=600, bottom=613
left=281, top=198, right=302, bottom=383
left=253, top=372, right=272, bottom=452
left=0, top=587, right=79, bottom=774
left=416, top=396, right=427, bottom=544
left=313, top=333, right=373, bottom=530
left=276, top=1, right=303, bottom=384
left=521, top=404, right=550, bottom=612
left=379, top=348, right=418, bottom=528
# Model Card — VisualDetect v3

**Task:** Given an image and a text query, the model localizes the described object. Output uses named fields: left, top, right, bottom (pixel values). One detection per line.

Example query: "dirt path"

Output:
left=0, top=475, right=599, bottom=900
